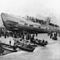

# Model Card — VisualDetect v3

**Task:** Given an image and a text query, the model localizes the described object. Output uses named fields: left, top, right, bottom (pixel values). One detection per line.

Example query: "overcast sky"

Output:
left=0, top=0, right=60, bottom=26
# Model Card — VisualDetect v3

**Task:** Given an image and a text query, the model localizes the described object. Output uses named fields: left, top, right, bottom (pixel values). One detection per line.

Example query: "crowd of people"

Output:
left=0, top=28, right=48, bottom=55
left=0, top=27, right=49, bottom=45
left=48, top=31, right=58, bottom=40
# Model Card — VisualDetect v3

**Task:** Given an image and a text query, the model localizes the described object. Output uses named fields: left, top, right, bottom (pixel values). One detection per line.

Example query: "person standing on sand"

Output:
left=50, top=32, right=53, bottom=38
left=9, top=40, right=11, bottom=45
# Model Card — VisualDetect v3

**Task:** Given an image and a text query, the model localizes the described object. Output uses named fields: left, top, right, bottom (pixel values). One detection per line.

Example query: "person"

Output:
left=22, top=35, right=24, bottom=39
left=26, top=34, right=29, bottom=40
left=4, top=32, right=7, bottom=38
left=50, top=32, right=53, bottom=38
left=41, top=40, right=45, bottom=46
left=53, top=32, right=57, bottom=40
left=54, top=32, right=57, bottom=37
left=9, top=40, right=11, bottom=45
left=36, top=33, right=38, bottom=37
left=45, top=41, right=48, bottom=45
left=30, top=34, right=35, bottom=43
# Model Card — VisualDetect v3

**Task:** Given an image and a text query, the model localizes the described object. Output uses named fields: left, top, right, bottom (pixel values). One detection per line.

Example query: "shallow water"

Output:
left=0, top=34, right=60, bottom=60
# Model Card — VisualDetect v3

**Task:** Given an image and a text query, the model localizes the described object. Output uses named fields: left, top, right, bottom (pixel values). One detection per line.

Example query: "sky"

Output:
left=0, top=0, right=60, bottom=26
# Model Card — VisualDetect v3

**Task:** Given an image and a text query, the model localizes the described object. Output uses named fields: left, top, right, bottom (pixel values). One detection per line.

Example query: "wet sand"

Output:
left=0, top=34, right=60, bottom=60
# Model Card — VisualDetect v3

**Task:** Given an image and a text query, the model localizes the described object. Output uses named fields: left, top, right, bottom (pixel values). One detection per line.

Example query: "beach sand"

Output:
left=0, top=34, right=60, bottom=60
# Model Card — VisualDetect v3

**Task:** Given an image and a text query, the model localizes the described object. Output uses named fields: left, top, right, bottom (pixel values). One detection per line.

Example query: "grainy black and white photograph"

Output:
left=0, top=0, right=60, bottom=60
